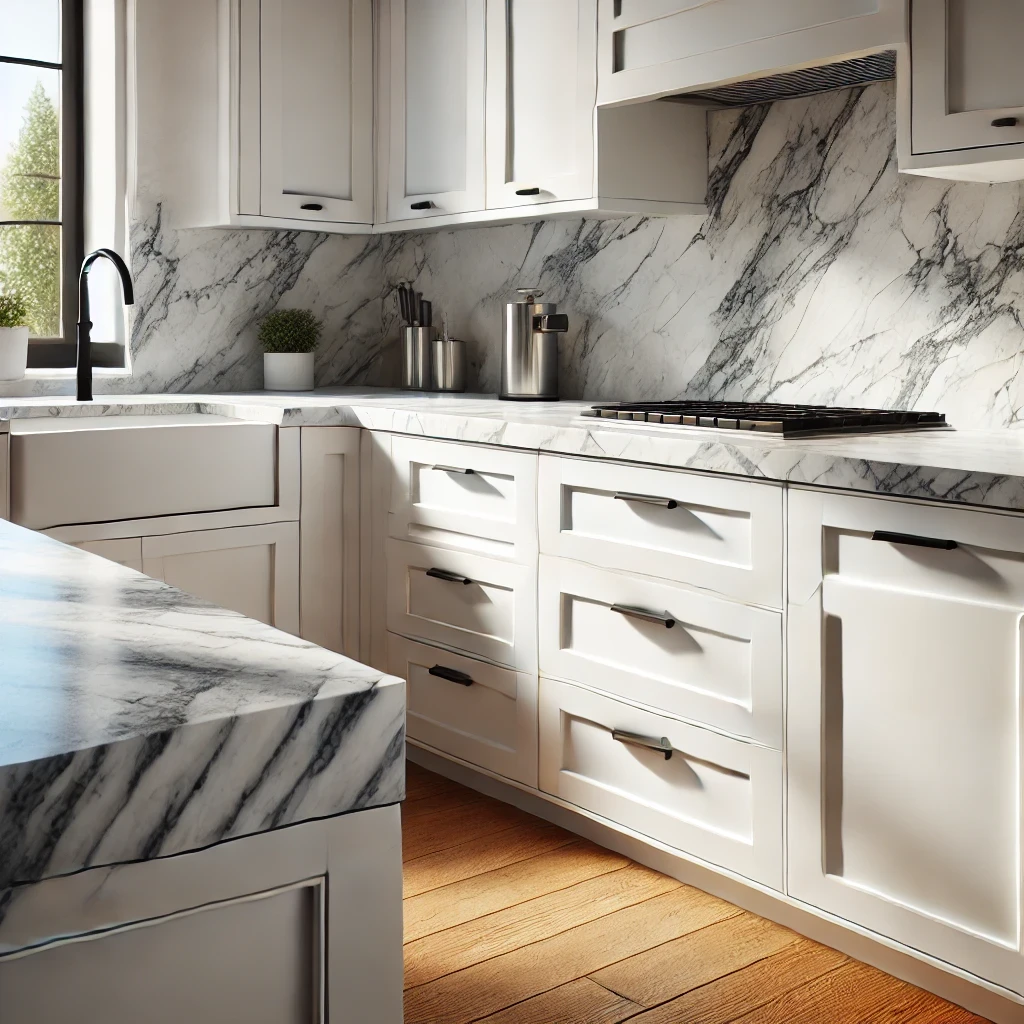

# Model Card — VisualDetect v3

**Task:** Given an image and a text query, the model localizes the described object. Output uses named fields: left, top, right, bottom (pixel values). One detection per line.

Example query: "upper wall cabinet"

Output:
left=159, top=0, right=374, bottom=233
left=378, top=0, right=487, bottom=224
left=597, top=0, right=905, bottom=106
left=900, top=0, right=1024, bottom=183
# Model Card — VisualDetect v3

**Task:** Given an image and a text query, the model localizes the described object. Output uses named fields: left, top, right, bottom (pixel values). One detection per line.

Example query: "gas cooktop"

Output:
left=579, top=401, right=948, bottom=437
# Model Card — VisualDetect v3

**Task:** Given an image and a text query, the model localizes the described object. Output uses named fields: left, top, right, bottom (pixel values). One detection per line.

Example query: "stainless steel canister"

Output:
left=431, top=338, right=466, bottom=392
left=499, top=288, right=568, bottom=400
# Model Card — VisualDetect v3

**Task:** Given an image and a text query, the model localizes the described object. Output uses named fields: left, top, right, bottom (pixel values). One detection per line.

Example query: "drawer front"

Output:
left=539, top=677, right=782, bottom=889
left=388, top=436, right=538, bottom=560
left=540, top=557, right=782, bottom=747
left=386, top=538, right=537, bottom=671
left=389, top=634, right=538, bottom=787
left=539, top=456, right=783, bottom=607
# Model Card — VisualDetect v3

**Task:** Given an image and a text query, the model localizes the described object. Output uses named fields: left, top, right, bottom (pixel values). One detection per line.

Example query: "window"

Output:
left=0, top=0, right=89, bottom=368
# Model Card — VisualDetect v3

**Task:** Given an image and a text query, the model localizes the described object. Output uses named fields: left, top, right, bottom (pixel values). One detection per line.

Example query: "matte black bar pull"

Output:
left=410, top=200, right=434, bottom=210
left=992, top=117, right=1019, bottom=128
left=614, top=491, right=678, bottom=510
left=872, top=530, right=958, bottom=551
left=429, top=665, right=474, bottom=687
left=610, top=603, right=676, bottom=628
left=432, top=464, right=475, bottom=475
left=300, top=203, right=323, bottom=211
left=612, top=729, right=673, bottom=760
left=426, top=567, right=474, bottom=585
left=515, top=187, right=540, bottom=196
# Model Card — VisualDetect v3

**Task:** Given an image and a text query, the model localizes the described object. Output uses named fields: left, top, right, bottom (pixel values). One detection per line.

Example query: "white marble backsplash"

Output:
left=6, top=81, right=1024, bottom=429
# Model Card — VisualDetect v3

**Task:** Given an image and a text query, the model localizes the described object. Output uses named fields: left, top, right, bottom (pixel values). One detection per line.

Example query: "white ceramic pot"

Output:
left=263, top=351, right=315, bottom=392
left=0, top=326, right=29, bottom=381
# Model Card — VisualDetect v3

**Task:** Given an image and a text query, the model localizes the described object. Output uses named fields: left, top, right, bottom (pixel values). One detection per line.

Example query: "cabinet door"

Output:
left=142, top=524, right=300, bottom=634
left=788, top=488, right=1024, bottom=994
left=299, top=427, right=360, bottom=657
left=73, top=537, right=144, bottom=573
left=256, top=0, right=373, bottom=224
left=383, top=0, right=486, bottom=222
left=598, top=0, right=904, bottom=106
left=911, top=0, right=1024, bottom=155
left=485, top=0, right=596, bottom=208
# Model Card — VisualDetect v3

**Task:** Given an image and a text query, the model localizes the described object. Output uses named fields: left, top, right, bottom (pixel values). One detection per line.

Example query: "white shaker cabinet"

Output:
left=379, top=0, right=486, bottom=223
left=901, top=0, right=1024, bottom=182
left=597, top=0, right=904, bottom=106
left=788, top=488, right=1024, bottom=995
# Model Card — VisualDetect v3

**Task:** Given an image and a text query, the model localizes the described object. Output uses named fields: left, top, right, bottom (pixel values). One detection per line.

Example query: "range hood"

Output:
left=673, top=50, right=896, bottom=108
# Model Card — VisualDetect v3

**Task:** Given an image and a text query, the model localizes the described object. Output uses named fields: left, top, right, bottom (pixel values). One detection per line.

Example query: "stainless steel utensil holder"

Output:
left=402, top=326, right=433, bottom=390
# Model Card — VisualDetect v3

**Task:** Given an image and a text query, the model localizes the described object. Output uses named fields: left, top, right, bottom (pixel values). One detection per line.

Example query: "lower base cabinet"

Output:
left=390, top=633, right=538, bottom=788
left=539, top=676, right=783, bottom=890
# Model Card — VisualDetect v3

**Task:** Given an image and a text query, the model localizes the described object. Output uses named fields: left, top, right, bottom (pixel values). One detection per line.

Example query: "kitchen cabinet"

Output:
left=900, top=0, right=1024, bottom=182
left=378, top=0, right=486, bottom=223
left=299, top=427, right=361, bottom=657
left=597, top=0, right=904, bottom=106
left=142, top=524, right=300, bottom=634
left=788, top=487, right=1024, bottom=994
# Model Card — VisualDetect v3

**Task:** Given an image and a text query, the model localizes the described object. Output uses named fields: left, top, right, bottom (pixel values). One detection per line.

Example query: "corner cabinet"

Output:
left=787, top=487, right=1024, bottom=996
left=900, top=0, right=1024, bottom=183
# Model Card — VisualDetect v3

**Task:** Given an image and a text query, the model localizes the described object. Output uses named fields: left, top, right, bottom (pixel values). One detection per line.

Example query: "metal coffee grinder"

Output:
left=499, top=288, right=569, bottom=401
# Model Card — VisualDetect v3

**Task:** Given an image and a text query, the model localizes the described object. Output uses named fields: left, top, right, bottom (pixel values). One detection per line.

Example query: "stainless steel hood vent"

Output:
left=682, top=50, right=896, bottom=108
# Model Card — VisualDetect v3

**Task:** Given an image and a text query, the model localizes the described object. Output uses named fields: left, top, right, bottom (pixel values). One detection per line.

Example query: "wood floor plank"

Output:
left=402, top=793, right=536, bottom=861
left=591, top=910, right=801, bottom=1008
left=473, top=978, right=643, bottom=1024
left=606, top=938, right=848, bottom=1024
left=404, top=862, right=683, bottom=989
left=402, top=782, right=487, bottom=823
left=403, top=818, right=577, bottom=899
left=403, top=885, right=740, bottom=1024
left=404, top=840, right=629, bottom=942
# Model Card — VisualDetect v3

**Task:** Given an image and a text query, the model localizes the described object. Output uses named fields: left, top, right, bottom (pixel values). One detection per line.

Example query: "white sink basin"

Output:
left=9, top=414, right=278, bottom=530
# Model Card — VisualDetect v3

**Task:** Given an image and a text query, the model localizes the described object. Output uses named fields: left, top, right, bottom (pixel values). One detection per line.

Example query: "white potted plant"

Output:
left=0, top=293, right=30, bottom=382
left=259, top=308, right=322, bottom=392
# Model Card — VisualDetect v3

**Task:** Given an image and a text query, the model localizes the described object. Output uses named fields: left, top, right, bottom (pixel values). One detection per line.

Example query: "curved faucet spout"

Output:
left=77, top=248, right=135, bottom=402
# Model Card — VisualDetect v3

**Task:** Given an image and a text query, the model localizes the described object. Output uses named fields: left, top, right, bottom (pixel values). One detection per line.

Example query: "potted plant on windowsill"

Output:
left=0, top=294, right=30, bottom=382
left=259, top=308, right=323, bottom=392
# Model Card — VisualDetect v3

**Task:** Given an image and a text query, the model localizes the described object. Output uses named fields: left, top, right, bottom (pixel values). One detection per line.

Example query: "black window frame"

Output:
left=0, top=2, right=119, bottom=369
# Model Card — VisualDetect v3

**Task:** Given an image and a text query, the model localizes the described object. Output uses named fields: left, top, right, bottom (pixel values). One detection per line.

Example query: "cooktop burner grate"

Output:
left=579, top=402, right=948, bottom=436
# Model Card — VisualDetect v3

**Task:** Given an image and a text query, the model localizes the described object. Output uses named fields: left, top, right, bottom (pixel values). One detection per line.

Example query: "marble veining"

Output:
left=0, top=521, right=405, bottom=896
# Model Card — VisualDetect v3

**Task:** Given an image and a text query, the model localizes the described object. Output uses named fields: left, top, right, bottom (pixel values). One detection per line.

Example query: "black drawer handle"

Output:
left=610, top=603, right=676, bottom=628
left=614, top=491, right=678, bottom=510
left=872, top=530, right=957, bottom=551
left=515, top=187, right=540, bottom=196
left=429, top=664, right=474, bottom=687
left=410, top=200, right=435, bottom=210
left=992, top=117, right=1019, bottom=128
left=612, top=729, right=673, bottom=760
left=432, top=464, right=475, bottom=475
left=426, top=567, right=473, bottom=585
left=300, top=203, right=323, bottom=211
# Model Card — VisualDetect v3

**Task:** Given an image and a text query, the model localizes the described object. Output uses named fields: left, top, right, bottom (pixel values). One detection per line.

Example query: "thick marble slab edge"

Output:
left=4, top=389, right=1024, bottom=511
left=0, top=522, right=405, bottom=900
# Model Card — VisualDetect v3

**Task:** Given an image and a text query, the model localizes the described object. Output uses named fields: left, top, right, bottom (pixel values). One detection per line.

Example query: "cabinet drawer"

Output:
left=389, top=634, right=537, bottom=787
left=540, top=677, right=782, bottom=889
left=539, top=456, right=783, bottom=607
left=386, top=539, right=537, bottom=671
left=388, top=436, right=538, bottom=560
left=540, top=557, right=782, bottom=747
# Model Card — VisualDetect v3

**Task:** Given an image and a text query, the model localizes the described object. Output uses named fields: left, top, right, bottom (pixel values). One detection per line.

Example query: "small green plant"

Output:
left=258, top=308, right=323, bottom=354
left=0, top=293, right=29, bottom=329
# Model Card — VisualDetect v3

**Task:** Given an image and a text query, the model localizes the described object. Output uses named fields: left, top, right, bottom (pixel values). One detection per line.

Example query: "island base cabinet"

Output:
left=0, top=808, right=403, bottom=1024
left=788, top=487, right=1024, bottom=996
left=539, top=677, right=783, bottom=890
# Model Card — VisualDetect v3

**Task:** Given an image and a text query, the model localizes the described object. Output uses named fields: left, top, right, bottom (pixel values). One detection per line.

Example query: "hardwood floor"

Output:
left=402, top=761, right=990, bottom=1024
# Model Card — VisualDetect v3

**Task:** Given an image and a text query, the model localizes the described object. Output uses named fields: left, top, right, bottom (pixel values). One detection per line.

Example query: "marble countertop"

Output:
left=0, top=520, right=405, bottom=895
left=4, top=387, right=1024, bottom=511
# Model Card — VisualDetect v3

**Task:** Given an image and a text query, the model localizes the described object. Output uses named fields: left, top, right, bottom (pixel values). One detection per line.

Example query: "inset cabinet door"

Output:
left=256, top=0, right=373, bottom=224
left=485, top=0, right=596, bottom=208
left=788, top=487, right=1024, bottom=993
left=383, top=0, right=486, bottom=222
left=142, top=523, right=300, bottom=634
left=911, top=0, right=1024, bottom=155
